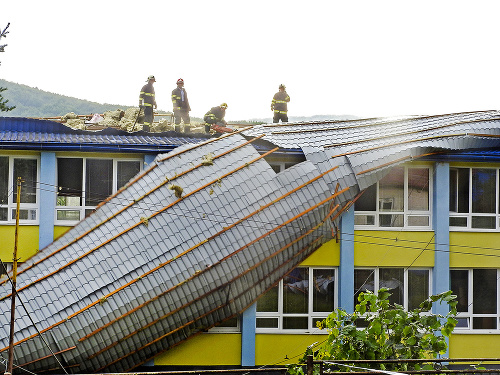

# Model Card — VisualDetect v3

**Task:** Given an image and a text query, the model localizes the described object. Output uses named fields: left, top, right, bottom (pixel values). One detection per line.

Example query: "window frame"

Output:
left=354, top=267, right=432, bottom=311
left=55, top=157, right=142, bottom=224
left=354, top=165, right=433, bottom=230
left=255, top=267, right=337, bottom=334
left=451, top=268, right=500, bottom=333
left=0, top=155, right=40, bottom=225
left=449, top=166, right=500, bottom=231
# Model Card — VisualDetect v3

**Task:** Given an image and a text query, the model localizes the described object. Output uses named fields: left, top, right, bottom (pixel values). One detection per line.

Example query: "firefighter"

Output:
left=171, top=78, right=191, bottom=132
left=271, top=84, right=290, bottom=123
left=139, top=75, right=157, bottom=130
left=204, top=103, right=231, bottom=133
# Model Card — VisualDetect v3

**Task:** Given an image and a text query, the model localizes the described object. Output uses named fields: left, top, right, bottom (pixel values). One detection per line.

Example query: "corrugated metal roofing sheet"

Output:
left=0, top=116, right=211, bottom=152
left=2, top=111, right=500, bottom=373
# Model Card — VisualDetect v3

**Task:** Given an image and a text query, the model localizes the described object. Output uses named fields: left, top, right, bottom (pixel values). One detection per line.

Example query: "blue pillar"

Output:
left=39, top=152, right=57, bottom=249
left=432, top=162, right=450, bottom=306
left=432, top=162, right=450, bottom=356
left=339, top=205, right=355, bottom=313
left=241, top=303, right=256, bottom=366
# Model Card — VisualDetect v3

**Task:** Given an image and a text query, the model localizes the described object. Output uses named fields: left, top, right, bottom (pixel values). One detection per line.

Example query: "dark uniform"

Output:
left=171, top=79, right=191, bottom=131
left=139, top=78, right=156, bottom=128
left=271, top=86, right=290, bottom=123
left=204, top=104, right=228, bottom=133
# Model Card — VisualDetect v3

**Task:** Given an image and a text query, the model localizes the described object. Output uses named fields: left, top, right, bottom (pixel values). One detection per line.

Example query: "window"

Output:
left=0, top=156, right=39, bottom=223
left=449, top=167, right=499, bottom=230
left=256, top=267, right=336, bottom=332
left=56, top=158, right=141, bottom=223
left=451, top=269, right=498, bottom=331
left=354, top=268, right=430, bottom=310
left=354, top=166, right=431, bottom=229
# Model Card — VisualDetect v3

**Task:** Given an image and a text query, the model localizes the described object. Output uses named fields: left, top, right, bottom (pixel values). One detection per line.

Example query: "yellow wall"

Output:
left=54, top=226, right=72, bottom=241
left=354, top=231, right=435, bottom=267
left=301, top=239, right=339, bottom=266
left=154, top=333, right=242, bottom=365
left=450, top=232, right=500, bottom=268
left=450, top=334, right=500, bottom=358
left=0, top=226, right=39, bottom=262
left=256, top=334, right=323, bottom=366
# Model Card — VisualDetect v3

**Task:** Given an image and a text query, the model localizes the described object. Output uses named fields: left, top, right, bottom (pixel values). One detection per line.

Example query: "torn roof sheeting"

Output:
left=1, top=111, right=500, bottom=373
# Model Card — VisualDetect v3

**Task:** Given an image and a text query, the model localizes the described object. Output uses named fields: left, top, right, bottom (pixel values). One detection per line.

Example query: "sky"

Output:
left=1, top=1, right=500, bottom=121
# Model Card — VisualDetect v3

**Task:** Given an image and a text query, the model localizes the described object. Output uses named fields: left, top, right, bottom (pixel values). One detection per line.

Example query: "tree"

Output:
left=289, top=288, right=458, bottom=375
left=1, top=23, right=15, bottom=112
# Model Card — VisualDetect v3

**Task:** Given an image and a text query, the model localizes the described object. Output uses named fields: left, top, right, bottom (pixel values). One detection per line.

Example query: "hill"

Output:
left=0, top=79, right=135, bottom=118
left=0, top=79, right=357, bottom=123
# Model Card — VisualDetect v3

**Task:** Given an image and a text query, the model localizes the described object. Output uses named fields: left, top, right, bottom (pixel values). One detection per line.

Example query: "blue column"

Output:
left=432, top=162, right=450, bottom=356
left=241, top=303, right=256, bottom=366
left=39, top=152, right=57, bottom=249
left=432, top=162, right=450, bottom=307
left=339, top=205, right=355, bottom=313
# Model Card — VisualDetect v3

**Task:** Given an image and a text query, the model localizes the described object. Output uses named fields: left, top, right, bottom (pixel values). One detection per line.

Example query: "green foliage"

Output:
left=288, top=289, right=458, bottom=375
left=0, top=87, right=15, bottom=112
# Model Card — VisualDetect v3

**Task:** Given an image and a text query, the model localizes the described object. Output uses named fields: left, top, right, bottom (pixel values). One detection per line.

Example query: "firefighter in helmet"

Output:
left=204, top=103, right=232, bottom=133
left=139, top=75, right=157, bottom=130
left=171, top=78, right=191, bottom=132
left=271, top=84, right=290, bottom=123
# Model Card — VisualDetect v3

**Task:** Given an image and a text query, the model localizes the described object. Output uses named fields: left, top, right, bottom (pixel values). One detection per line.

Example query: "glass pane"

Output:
left=56, top=210, right=81, bottom=221
left=450, top=270, right=469, bottom=312
left=471, top=216, right=496, bottom=229
left=257, top=285, right=278, bottom=312
left=379, top=214, right=403, bottom=227
left=354, top=214, right=375, bottom=225
left=283, top=268, right=308, bottom=314
left=312, top=269, right=335, bottom=312
left=85, top=159, right=112, bottom=206
left=354, top=269, right=374, bottom=306
left=472, top=169, right=496, bottom=213
left=449, top=169, right=457, bottom=212
left=12, top=209, right=36, bottom=220
left=0, top=156, right=8, bottom=203
left=217, top=316, right=238, bottom=328
left=13, top=159, right=37, bottom=203
left=408, top=269, right=429, bottom=310
left=379, top=268, right=404, bottom=306
left=379, top=167, right=404, bottom=212
left=355, top=184, right=377, bottom=211
left=473, top=317, right=497, bottom=330
left=283, top=316, right=308, bottom=330
left=256, top=317, right=278, bottom=328
left=57, top=158, right=83, bottom=204
left=473, top=269, right=497, bottom=314
left=408, top=168, right=429, bottom=211
left=455, top=317, right=469, bottom=328
left=407, top=216, right=429, bottom=226
left=457, top=169, right=469, bottom=213
left=0, top=208, right=7, bottom=221
left=450, top=217, right=467, bottom=227
left=117, top=161, right=140, bottom=189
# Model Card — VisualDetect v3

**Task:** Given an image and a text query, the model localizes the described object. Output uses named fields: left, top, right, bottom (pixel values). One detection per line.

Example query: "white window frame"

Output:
left=0, top=155, right=40, bottom=225
left=55, top=157, right=142, bottom=225
left=451, top=268, right=500, bottom=333
left=449, top=167, right=500, bottom=232
left=354, top=165, right=433, bottom=230
left=255, top=267, right=337, bottom=334
left=354, top=267, right=432, bottom=311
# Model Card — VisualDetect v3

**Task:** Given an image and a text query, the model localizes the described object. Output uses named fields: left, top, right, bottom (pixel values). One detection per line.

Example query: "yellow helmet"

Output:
left=220, top=103, right=228, bottom=109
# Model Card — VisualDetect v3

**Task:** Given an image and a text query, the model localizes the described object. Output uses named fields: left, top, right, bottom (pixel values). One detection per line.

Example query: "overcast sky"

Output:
left=1, top=1, right=500, bottom=121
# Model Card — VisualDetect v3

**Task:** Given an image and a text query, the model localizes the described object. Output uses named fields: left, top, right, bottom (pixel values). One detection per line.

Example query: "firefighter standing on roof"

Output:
left=171, top=78, right=191, bottom=132
left=139, top=75, right=157, bottom=129
left=271, top=84, right=290, bottom=123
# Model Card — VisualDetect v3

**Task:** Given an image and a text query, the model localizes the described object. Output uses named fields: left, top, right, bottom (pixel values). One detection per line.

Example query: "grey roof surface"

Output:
left=1, top=111, right=500, bottom=373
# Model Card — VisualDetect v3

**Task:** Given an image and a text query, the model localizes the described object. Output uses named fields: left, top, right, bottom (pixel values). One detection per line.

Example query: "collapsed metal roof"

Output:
left=1, top=111, right=500, bottom=373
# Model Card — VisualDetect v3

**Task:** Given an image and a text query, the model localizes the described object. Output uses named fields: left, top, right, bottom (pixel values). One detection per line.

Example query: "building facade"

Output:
left=2, top=114, right=500, bottom=371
